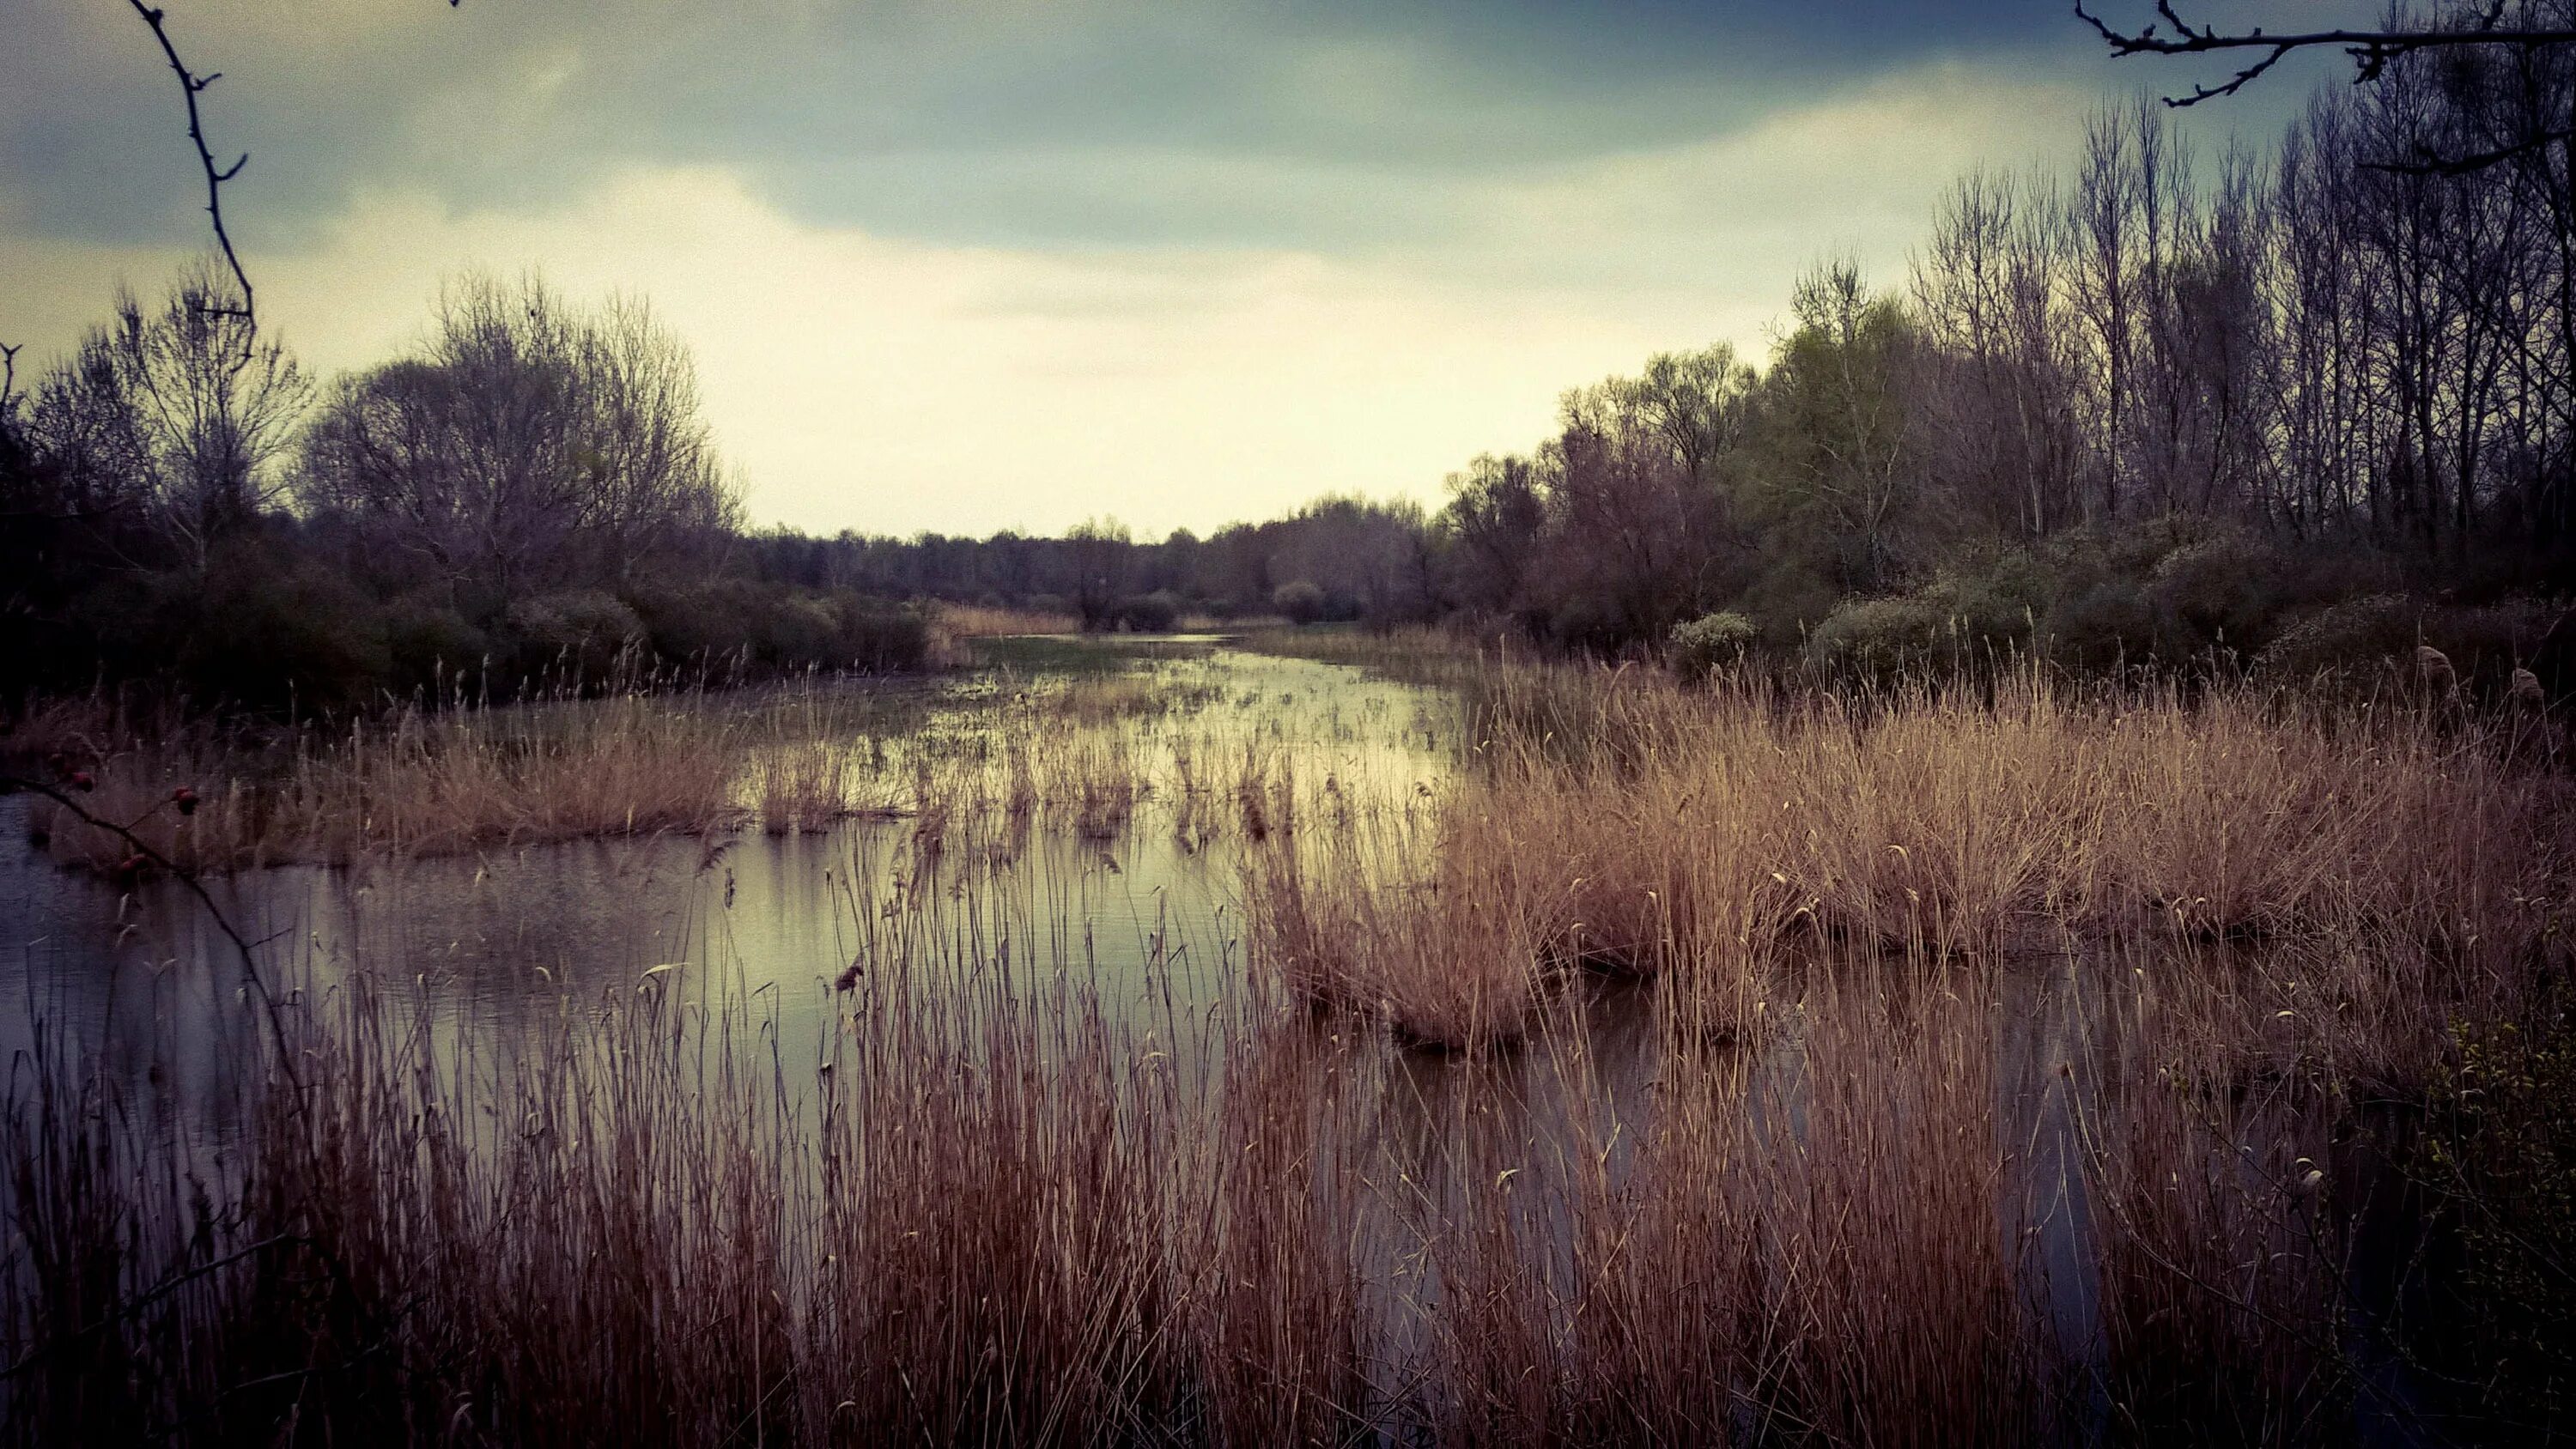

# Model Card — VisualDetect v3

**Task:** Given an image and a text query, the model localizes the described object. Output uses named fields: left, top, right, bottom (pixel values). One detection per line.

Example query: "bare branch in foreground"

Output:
left=125, top=3, right=257, bottom=338
left=2075, top=2, right=2576, bottom=108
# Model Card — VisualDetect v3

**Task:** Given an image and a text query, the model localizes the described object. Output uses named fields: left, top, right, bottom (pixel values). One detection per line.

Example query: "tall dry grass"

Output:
left=1248, top=658, right=2566, bottom=1058
left=6, top=646, right=2566, bottom=1445
left=937, top=601, right=1084, bottom=638
left=9, top=660, right=1274, bottom=871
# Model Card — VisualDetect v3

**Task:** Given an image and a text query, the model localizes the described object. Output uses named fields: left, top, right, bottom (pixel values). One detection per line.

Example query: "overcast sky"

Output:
left=2, top=1, right=2368, bottom=538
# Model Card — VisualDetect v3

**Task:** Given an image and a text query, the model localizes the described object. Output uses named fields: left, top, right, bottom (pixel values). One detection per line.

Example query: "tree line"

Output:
left=5, top=12, right=2573, bottom=712
left=760, top=55, right=2576, bottom=688
left=0, top=270, right=934, bottom=712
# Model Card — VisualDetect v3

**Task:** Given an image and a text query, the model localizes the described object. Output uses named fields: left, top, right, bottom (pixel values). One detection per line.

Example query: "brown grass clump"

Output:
left=1257, top=656, right=2563, bottom=1056
left=937, top=601, right=1084, bottom=638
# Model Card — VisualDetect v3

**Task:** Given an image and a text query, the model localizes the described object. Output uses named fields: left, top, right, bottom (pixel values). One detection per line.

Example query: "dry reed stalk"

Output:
left=1747, top=971, right=2052, bottom=1446
left=1312, top=658, right=2563, bottom=1026
left=2073, top=979, right=2360, bottom=1445
left=938, top=602, right=1084, bottom=639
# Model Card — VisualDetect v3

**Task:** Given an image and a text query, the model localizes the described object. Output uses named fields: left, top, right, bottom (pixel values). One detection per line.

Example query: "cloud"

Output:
left=3, top=57, right=2123, bottom=537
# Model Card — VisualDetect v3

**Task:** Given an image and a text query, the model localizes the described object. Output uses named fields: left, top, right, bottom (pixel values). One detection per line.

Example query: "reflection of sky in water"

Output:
left=0, top=646, right=1455, bottom=1096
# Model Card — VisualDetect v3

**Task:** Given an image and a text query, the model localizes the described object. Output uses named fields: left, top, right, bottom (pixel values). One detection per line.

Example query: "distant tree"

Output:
left=1757, top=259, right=1920, bottom=591
left=302, top=273, right=736, bottom=603
left=1065, top=516, right=1133, bottom=629
left=1440, top=453, right=1547, bottom=618
left=22, top=259, right=310, bottom=567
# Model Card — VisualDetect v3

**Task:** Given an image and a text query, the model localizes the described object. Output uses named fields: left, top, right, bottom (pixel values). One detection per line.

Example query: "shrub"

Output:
left=2418, top=1014, right=2576, bottom=1423
left=1804, top=595, right=1950, bottom=676
left=1118, top=591, right=1183, bottom=633
left=2427, top=598, right=2567, bottom=692
left=1669, top=611, right=1756, bottom=678
left=827, top=594, right=934, bottom=673
left=1923, top=548, right=2048, bottom=650
left=2041, top=578, right=2156, bottom=673
left=164, top=549, right=392, bottom=712
left=501, top=591, right=646, bottom=682
left=381, top=597, right=492, bottom=700
left=2144, top=530, right=2286, bottom=658
left=1734, top=561, right=1842, bottom=650
left=759, top=593, right=845, bottom=668
left=626, top=581, right=762, bottom=667
left=2254, top=594, right=2419, bottom=681
left=1273, top=579, right=1327, bottom=625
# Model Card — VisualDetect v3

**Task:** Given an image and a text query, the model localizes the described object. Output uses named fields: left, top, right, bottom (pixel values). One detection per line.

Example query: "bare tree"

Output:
left=301, top=274, right=736, bottom=601
left=21, top=260, right=309, bottom=564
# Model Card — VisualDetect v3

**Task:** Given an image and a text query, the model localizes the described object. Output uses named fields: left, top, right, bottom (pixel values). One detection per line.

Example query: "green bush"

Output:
left=2419, top=1014, right=2576, bottom=1424
left=501, top=591, right=646, bottom=682
left=1669, top=611, right=1757, bottom=678
left=174, top=549, right=392, bottom=712
left=759, top=593, right=845, bottom=668
left=2427, top=598, right=2566, bottom=692
left=1923, top=548, right=2048, bottom=650
left=626, top=580, right=761, bottom=666
left=1734, top=561, right=1842, bottom=650
left=2040, top=577, right=2156, bottom=673
left=827, top=594, right=932, bottom=672
left=2143, top=530, right=2286, bottom=658
left=381, top=597, right=492, bottom=700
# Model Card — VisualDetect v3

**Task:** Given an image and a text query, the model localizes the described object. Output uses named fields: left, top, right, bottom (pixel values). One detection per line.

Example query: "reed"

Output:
left=4, top=646, right=2566, bottom=1446
left=1253, top=654, right=2565, bottom=1055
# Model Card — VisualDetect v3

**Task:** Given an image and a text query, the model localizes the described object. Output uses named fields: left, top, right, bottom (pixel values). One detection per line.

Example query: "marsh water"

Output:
left=0, top=638, right=2445, bottom=1441
left=0, top=641, right=1446, bottom=1091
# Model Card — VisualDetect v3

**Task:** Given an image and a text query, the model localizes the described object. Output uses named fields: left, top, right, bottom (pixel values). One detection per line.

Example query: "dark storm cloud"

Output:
left=3, top=0, right=2106, bottom=256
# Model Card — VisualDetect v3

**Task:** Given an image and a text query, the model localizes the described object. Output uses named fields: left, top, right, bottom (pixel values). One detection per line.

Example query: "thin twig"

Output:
left=124, top=3, right=255, bottom=343
left=2074, top=2, right=2576, bottom=108
left=0, top=772, right=305, bottom=1105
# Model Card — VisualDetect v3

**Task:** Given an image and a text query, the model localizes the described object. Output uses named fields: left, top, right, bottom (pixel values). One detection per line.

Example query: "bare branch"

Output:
left=2075, top=2, right=2576, bottom=108
left=125, top=3, right=258, bottom=343
left=0, top=342, right=20, bottom=410
left=2368, top=121, right=2576, bottom=175
left=0, top=770, right=305, bottom=1105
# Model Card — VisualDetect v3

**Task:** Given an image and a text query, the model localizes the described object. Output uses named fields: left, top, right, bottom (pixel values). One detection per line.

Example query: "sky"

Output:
left=0, top=1, right=2373, bottom=538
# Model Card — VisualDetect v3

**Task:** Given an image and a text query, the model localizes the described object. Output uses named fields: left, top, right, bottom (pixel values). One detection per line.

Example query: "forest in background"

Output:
left=6, top=38, right=2576, bottom=713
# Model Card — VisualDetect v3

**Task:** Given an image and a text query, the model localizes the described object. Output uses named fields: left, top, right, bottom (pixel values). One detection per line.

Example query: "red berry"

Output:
left=70, top=771, right=94, bottom=792
left=173, top=786, right=198, bottom=815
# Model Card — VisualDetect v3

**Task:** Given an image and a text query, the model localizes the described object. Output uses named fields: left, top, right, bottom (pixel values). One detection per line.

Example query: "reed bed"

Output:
left=5, top=646, right=2567, bottom=1445
left=1248, top=658, right=2567, bottom=1064
left=936, top=601, right=1085, bottom=638
left=9, top=896, right=2501, bottom=1444
left=9, top=656, right=1350, bottom=871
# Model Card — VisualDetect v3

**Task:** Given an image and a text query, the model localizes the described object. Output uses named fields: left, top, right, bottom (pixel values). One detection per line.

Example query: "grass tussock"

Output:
left=1248, top=657, right=2565, bottom=1055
